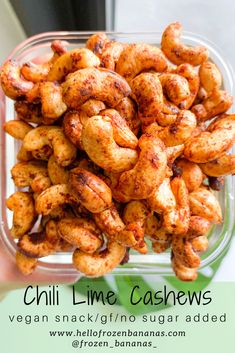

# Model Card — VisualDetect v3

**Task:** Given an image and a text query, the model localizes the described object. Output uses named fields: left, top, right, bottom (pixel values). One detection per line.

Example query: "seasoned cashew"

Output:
left=163, top=177, right=190, bottom=235
left=40, top=82, right=67, bottom=123
left=47, top=155, right=69, bottom=185
left=4, top=120, right=33, bottom=139
left=147, top=226, right=172, bottom=253
left=188, top=216, right=211, bottom=237
left=63, top=111, right=84, bottom=149
left=86, top=32, right=109, bottom=57
left=47, top=48, right=100, bottom=81
left=18, top=220, right=60, bottom=258
left=123, top=200, right=150, bottom=225
left=199, top=61, right=222, bottom=95
left=116, top=43, right=168, bottom=83
left=159, top=73, right=190, bottom=106
left=172, top=255, right=198, bottom=282
left=70, top=168, right=112, bottom=213
left=155, top=98, right=179, bottom=126
left=176, top=64, right=199, bottom=109
left=191, top=235, right=209, bottom=252
left=120, top=200, right=149, bottom=253
left=147, top=178, right=176, bottom=213
left=146, top=110, right=196, bottom=147
left=58, top=217, right=102, bottom=253
left=4, top=120, right=33, bottom=161
left=62, top=67, right=131, bottom=109
left=15, top=251, right=38, bottom=275
left=192, top=90, right=233, bottom=121
left=14, top=101, right=42, bottom=124
left=176, top=158, right=204, bottom=192
left=117, top=134, right=167, bottom=199
left=81, top=99, right=106, bottom=117
left=115, top=97, right=140, bottom=135
left=101, top=41, right=125, bottom=70
left=184, top=114, right=235, bottom=163
left=36, top=184, right=78, bottom=216
left=93, top=204, right=125, bottom=237
left=0, top=60, right=34, bottom=99
left=131, top=72, right=163, bottom=126
left=189, top=187, right=222, bottom=223
left=172, top=234, right=201, bottom=268
left=21, top=40, right=67, bottom=82
left=23, top=126, right=76, bottom=166
left=100, top=109, right=138, bottom=149
left=6, top=192, right=36, bottom=238
left=161, top=22, right=208, bottom=66
left=144, top=214, right=161, bottom=236
left=199, top=154, right=235, bottom=177
left=11, top=161, right=51, bottom=193
left=117, top=223, right=148, bottom=254
left=73, top=241, right=126, bottom=277
left=82, top=115, right=138, bottom=173
left=166, top=144, right=185, bottom=164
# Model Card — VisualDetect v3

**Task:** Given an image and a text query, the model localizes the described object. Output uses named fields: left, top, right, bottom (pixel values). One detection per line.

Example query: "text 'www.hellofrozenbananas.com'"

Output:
left=49, top=328, right=186, bottom=349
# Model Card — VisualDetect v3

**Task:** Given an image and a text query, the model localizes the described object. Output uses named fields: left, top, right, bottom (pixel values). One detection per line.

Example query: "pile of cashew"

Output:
left=1, top=22, right=234, bottom=281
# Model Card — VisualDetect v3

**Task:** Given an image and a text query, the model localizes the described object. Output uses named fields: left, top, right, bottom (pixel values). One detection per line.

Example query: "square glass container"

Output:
left=0, top=31, right=234, bottom=280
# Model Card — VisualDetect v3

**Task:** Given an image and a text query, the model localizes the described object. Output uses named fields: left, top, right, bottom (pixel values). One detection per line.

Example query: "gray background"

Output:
left=114, top=0, right=235, bottom=68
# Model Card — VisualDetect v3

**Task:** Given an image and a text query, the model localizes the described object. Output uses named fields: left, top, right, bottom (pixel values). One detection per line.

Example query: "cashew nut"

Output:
left=6, top=192, right=36, bottom=238
left=117, top=134, right=167, bottom=199
left=184, top=114, right=235, bottom=163
left=146, top=110, right=197, bottom=147
left=192, top=90, right=233, bottom=121
left=23, top=126, right=76, bottom=166
left=172, top=255, right=198, bottom=281
left=82, top=115, right=138, bottom=173
left=100, top=109, right=138, bottom=149
left=40, top=82, right=67, bottom=123
left=176, top=158, right=204, bottom=192
left=189, top=187, right=222, bottom=223
left=35, top=184, right=78, bottom=216
left=199, top=154, right=235, bottom=177
left=116, top=43, right=168, bottom=83
left=47, top=155, right=69, bottom=185
left=159, top=73, right=190, bottom=106
left=14, top=100, right=42, bottom=124
left=69, top=167, right=112, bottom=213
left=161, top=22, right=208, bottom=66
left=15, top=251, right=38, bottom=275
left=47, top=48, right=100, bottom=81
left=163, top=177, right=190, bottom=235
left=73, top=241, right=126, bottom=277
left=176, top=64, right=199, bottom=109
left=199, top=61, right=222, bottom=96
left=130, top=72, right=163, bottom=126
left=21, top=40, right=67, bottom=82
left=58, top=217, right=103, bottom=253
left=81, top=99, right=106, bottom=117
left=101, top=41, right=125, bottom=70
left=0, top=60, right=34, bottom=99
left=11, top=161, right=51, bottom=193
left=62, top=67, right=131, bottom=109
left=114, top=97, right=139, bottom=135
left=147, top=178, right=176, bottom=213
left=93, top=204, right=125, bottom=237
left=18, top=220, right=60, bottom=258
left=86, top=32, right=109, bottom=57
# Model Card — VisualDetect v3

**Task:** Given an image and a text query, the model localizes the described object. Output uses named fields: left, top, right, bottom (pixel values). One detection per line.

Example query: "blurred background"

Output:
left=1, top=0, right=235, bottom=65
left=0, top=0, right=234, bottom=281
